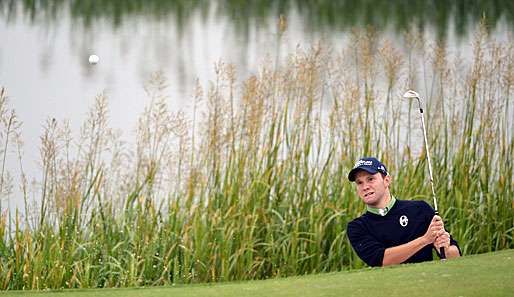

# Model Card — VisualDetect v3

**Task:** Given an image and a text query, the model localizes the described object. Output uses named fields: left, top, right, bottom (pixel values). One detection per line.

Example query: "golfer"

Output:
left=347, top=157, right=461, bottom=267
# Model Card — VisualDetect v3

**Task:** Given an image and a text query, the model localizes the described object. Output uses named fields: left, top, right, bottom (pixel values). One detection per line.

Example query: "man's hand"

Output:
left=434, top=230, right=450, bottom=249
left=422, top=215, right=445, bottom=245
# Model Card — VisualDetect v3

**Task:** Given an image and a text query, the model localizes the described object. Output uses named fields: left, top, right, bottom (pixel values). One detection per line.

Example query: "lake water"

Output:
left=0, top=1, right=513, bottom=211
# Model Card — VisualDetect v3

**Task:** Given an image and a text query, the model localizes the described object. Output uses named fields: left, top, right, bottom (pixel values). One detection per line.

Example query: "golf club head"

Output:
left=403, top=90, right=420, bottom=99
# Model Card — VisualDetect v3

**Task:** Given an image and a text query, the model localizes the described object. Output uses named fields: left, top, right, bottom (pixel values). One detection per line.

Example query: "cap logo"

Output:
left=354, top=160, right=373, bottom=167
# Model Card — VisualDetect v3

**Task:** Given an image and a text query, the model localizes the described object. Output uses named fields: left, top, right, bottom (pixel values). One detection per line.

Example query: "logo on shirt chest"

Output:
left=399, top=215, right=409, bottom=227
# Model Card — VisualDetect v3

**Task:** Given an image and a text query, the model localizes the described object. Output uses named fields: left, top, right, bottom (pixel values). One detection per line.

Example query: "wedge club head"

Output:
left=403, top=90, right=420, bottom=99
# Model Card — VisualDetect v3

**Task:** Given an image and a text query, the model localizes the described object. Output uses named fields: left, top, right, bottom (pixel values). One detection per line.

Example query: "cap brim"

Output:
left=348, top=167, right=379, bottom=182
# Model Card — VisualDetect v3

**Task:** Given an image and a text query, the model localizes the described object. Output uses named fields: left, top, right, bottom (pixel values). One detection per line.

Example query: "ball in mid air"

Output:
left=88, top=54, right=99, bottom=65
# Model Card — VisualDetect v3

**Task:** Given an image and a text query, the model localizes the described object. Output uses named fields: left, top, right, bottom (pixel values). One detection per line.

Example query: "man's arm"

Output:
left=444, top=245, right=461, bottom=258
left=382, top=215, right=443, bottom=266
left=347, top=220, right=387, bottom=267
left=382, top=236, right=431, bottom=266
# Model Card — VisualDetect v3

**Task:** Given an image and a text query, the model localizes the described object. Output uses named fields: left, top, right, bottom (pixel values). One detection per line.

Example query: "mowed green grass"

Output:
left=3, top=249, right=513, bottom=297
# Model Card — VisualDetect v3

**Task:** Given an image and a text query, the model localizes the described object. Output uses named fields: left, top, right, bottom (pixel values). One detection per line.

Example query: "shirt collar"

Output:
left=367, top=196, right=396, bottom=216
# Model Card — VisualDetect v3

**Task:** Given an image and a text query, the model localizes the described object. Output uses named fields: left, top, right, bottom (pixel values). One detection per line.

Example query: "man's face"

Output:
left=354, top=170, right=390, bottom=207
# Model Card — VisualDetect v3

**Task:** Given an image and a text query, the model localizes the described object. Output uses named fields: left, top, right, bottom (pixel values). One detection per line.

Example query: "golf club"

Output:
left=403, top=90, right=446, bottom=260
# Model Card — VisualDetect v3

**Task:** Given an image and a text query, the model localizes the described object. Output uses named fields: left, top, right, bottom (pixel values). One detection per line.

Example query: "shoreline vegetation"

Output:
left=0, top=22, right=513, bottom=290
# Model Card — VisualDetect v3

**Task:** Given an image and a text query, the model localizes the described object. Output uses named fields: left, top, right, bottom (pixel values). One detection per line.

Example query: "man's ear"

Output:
left=383, top=174, right=391, bottom=187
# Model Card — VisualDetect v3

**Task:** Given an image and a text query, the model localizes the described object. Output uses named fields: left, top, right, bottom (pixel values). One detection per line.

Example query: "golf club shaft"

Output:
left=418, top=105, right=446, bottom=260
left=419, top=108, right=437, bottom=211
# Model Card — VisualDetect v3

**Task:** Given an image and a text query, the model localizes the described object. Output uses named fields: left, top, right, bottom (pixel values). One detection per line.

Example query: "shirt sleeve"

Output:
left=347, top=220, right=385, bottom=267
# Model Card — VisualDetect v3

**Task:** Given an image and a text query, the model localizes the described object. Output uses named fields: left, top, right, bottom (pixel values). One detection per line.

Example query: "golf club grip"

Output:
left=439, top=247, right=446, bottom=259
left=434, top=211, right=447, bottom=260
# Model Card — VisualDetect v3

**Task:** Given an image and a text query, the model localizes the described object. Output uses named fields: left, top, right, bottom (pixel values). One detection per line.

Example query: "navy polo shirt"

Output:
left=347, top=199, right=460, bottom=267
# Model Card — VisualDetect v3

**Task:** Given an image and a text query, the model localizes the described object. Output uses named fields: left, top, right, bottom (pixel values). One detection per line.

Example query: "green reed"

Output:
left=0, top=23, right=512, bottom=290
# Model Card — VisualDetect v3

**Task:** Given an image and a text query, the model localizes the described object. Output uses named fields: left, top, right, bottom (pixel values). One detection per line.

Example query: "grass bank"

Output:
left=2, top=249, right=514, bottom=297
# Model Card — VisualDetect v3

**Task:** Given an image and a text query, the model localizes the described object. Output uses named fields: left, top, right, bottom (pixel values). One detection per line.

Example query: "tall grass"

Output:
left=0, top=23, right=513, bottom=290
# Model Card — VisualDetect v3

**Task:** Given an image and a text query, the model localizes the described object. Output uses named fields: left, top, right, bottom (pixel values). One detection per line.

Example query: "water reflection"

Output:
left=1, top=0, right=512, bottom=38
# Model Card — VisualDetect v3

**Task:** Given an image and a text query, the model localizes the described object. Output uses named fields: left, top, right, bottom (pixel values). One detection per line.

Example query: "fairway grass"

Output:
left=3, top=249, right=513, bottom=297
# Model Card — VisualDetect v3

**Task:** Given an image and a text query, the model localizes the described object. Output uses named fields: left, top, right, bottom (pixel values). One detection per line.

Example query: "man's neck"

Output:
left=367, top=194, right=396, bottom=216
left=373, top=192, right=391, bottom=209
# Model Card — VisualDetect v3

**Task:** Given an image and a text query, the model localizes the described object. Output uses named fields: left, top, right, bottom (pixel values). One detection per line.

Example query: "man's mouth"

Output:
left=364, top=192, right=374, bottom=198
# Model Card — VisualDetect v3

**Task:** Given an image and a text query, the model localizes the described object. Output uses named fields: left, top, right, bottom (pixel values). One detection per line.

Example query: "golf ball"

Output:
left=88, top=54, right=99, bottom=64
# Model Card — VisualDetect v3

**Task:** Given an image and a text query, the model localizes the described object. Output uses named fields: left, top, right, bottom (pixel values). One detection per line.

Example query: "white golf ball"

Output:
left=88, top=54, right=99, bottom=65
